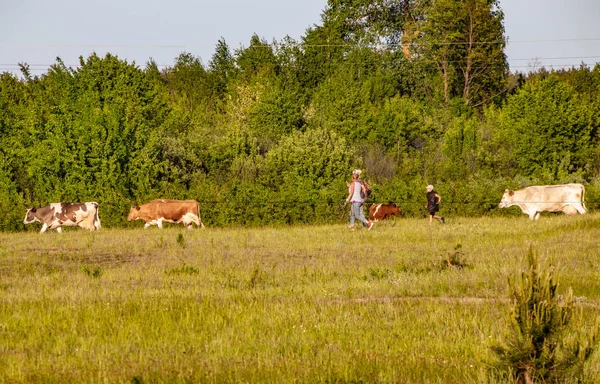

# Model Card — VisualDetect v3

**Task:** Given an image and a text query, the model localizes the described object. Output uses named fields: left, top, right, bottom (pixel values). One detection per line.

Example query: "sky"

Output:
left=1, top=0, right=599, bottom=76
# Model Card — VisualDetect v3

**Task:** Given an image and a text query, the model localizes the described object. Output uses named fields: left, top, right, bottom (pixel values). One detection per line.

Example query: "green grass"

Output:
left=1, top=214, right=600, bottom=383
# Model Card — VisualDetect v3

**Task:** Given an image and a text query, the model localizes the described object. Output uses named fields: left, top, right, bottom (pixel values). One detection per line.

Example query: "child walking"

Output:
left=425, top=184, right=445, bottom=224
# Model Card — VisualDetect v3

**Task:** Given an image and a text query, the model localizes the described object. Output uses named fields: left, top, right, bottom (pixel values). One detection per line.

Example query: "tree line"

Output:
left=1, top=0, right=600, bottom=230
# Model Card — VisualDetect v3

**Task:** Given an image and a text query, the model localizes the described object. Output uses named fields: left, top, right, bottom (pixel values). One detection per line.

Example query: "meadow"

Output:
left=1, top=214, right=600, bottom=383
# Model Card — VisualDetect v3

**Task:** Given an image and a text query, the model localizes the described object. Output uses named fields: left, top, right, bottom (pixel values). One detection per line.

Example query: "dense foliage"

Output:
left=1, top=0, right=600, bottom=230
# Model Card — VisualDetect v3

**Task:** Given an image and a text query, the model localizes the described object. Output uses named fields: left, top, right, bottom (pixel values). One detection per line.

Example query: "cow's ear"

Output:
left=31, top=208, right=36, bottom=213
left=508, top=190, right=514, bottom=196
left=135, top=205, right=140, bottom=210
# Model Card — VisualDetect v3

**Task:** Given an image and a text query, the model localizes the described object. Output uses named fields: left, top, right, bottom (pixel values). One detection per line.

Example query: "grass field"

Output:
left=1, top=214, right=600, bottom=383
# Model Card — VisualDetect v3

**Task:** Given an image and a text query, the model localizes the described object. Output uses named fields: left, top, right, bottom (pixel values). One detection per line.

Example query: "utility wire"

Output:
left=3, top=55, right=600, bottom=68
left=0, top=37, right=599, bottom=48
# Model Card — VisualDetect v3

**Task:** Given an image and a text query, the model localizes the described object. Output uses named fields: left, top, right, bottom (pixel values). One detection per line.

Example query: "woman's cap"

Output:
left=426, top=185, right=434, bottom=190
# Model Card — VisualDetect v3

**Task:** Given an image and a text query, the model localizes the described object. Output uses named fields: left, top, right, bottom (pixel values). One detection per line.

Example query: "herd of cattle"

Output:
left=22, top=184, right=588, bottom=233
left=24, top=199, right=204, bottom=233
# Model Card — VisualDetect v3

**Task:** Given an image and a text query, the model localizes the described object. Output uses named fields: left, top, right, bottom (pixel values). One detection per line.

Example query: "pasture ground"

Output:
left=1, top=214, right=600, bottom=383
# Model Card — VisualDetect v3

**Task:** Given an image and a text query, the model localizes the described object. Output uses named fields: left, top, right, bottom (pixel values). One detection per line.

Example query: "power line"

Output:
left=3, top=55, right=600, bottom=68
left=0, top=37, right=599, bottom=49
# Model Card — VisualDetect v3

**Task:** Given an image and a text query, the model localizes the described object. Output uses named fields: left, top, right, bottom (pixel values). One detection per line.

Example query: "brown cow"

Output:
left=24, top=202, right=101, bottom=233
left=127, top=199, right=205, bottom=229
left=369, top=203, right=403, bottom=221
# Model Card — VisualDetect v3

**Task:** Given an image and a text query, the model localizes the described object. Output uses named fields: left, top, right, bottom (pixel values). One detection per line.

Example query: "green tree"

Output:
left=298, top=14, right=347, bottom=90
left=262, top=127, right=352, bottom=190
left=0, top=153, right=25, bottom=231
left=208, top=37, right=237, bottom=100
left=235, top=34, right=278, bottom=81
left=10, top=53, right=171, bottom=225
left=0, top=72, right=32, bottom=204
left=167, top=52, right=210, bottom=114
left=440, top=115, right=479, bottom=179
left=499, top=75, right=599, bottom=181
left=247, top=80, right=306, bottom=147
left=491, top=248, right=599, bottom=383
left=416, top=0, right=508, bottom=106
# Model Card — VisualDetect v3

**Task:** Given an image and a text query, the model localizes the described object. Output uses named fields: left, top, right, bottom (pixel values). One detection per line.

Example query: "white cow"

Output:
left=499, top=183, right=587, bottom=220
left=24, top=202, right=102, bottom=233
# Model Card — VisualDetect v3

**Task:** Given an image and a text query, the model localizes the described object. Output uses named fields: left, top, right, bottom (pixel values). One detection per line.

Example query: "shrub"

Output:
left=490, top=247, right=599, bottom=383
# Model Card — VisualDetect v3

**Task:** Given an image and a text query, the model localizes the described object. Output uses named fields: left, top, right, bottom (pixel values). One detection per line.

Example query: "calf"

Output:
left=24, top=202, right=101, bottom=233
left=369, top=203, right=403, bottom=221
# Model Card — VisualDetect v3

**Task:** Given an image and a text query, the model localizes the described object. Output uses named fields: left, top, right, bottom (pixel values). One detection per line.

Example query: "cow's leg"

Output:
left=56, top=227, right=63, bottom=233
left=185, top=223, right=193, bottom=230
left=574, top=204, right=587, bottom=215
left=144, top=222, right=151, bottom=229
left=192, top=216, right=200, bottom=228
left=563, top=206, right=578, bottom=216
left=39, top=223, right=49, bottom=233
left=534, top=212, right=541, bottom=220
left=157, top=219, right=163, bottom=229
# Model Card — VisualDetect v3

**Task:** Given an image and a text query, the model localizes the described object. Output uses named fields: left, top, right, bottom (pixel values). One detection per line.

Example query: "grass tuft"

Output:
left=176, top=232, right=185, bottom=248
left=439, top=243, right=470, bottom=270
left=80, top=265, right=102, bottom=278
left=164, top=262, right=199, bottom=276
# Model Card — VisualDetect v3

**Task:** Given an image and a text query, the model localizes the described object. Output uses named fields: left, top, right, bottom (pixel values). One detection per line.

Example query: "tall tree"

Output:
left=416, top=0, right=508, bottom=106
left=167, top=52, right=209, bottom=114
left=208, top=37, right=237, bottom=102
left=235, top=34, right=278, bottom=81
left=458, top=0, right=507, bottom=106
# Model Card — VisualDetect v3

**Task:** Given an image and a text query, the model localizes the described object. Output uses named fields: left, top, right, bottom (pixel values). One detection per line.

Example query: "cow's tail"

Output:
left=581, top=185, right=588, bottom=214
left=93, top=202, right=102, bottom=230
left=196, top=201, right=205, bottom=229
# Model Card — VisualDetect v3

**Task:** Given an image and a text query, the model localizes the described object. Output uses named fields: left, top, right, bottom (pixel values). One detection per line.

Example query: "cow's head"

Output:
left=389, top=203, right=403, bottom=216
left=498, top=190, right=515, bottom=208
left=127, top=205, right=141, bottom=221
left=23, top=208, right=39, bottom=224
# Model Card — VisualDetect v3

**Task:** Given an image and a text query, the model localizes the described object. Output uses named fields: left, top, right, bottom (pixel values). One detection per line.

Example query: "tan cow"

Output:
left=127, top=199, right=205, bottom=229
left=24, top=202, right=102, bottom=233
left=498, top=183, right=587, bottom=220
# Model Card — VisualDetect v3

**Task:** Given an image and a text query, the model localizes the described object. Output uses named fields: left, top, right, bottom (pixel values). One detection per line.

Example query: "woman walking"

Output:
left=345, top=169, right=374, bottom=231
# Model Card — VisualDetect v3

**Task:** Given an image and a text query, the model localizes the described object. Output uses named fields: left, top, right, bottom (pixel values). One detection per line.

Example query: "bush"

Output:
left=490, top=247, right=599, bottom=383
left=0, top=154, right=25, bottom=231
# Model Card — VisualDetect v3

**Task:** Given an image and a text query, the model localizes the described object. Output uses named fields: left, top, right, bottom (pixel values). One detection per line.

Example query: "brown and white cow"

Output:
left=24, top=202, right=102, bottom=233
left=127, top=199, right=205, bottom=229
left=369, top=203, right=403, bottom=221
left=498, top=183, right=587, bottom=220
